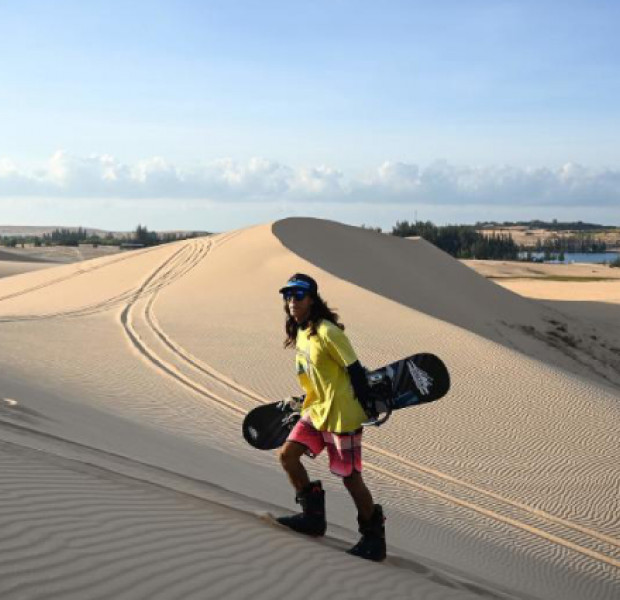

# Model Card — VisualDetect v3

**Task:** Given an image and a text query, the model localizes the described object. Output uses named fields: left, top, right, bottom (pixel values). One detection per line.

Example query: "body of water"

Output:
left=519, top=252, right=620, bottom=264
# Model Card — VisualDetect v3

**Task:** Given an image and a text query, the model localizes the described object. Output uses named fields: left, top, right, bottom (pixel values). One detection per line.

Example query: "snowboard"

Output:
left=242, top=353, right=450, bottom=450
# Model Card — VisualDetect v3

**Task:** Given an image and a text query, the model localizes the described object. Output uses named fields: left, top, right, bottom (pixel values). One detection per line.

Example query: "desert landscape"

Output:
left=0, top=218, right=618, bottom=600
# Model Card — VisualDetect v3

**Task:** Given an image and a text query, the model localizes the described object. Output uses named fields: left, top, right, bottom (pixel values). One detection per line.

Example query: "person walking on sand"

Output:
left=276, top=273, right=386, bottom=561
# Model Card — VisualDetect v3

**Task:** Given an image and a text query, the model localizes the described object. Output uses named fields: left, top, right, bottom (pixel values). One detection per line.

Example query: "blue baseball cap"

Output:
left=279, top=273, right=318, bottom=296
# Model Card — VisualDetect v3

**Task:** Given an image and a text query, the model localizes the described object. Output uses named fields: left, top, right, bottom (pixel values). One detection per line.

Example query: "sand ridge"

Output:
left=0, top=218, right=618, bottom=600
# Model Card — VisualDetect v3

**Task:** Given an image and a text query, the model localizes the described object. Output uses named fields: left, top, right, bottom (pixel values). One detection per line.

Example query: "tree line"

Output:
left=476, top=219, right=615, bottom=232
left=531, top=236, right=607, bottom=254
left=369, top=220, right=615, bottom=261
left=390, top=221, right=519, bottom=259
left=1, top=225, right=206, bottom=249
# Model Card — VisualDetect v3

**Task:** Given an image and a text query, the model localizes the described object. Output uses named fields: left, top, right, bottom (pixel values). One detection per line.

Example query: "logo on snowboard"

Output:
left=406, top=361, right=433, bottom=396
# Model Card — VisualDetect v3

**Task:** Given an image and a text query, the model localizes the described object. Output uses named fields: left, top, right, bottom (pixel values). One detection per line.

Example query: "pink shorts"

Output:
left=287, top=416, right=363, bottom=478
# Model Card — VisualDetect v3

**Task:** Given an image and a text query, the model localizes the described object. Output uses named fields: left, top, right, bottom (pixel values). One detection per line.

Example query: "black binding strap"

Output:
left=347, top=360, right=378, bottom=420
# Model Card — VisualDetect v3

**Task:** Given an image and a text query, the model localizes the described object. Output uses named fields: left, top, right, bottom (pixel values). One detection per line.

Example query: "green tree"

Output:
left=134, top=224, right=159, bottom=246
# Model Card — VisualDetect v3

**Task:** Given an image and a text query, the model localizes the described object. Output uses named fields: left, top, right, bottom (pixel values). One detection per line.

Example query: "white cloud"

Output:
left=0, top=158, right=19, bottom=178
left=355, top=161, right=620, bottom=207
left=0, top=152, right=618, bottom=208
left=290, top=165, right=344, bottom=195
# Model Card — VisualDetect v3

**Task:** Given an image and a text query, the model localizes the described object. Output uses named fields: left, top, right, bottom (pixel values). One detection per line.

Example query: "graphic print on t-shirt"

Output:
left=296, top=347, right=316, bottom=387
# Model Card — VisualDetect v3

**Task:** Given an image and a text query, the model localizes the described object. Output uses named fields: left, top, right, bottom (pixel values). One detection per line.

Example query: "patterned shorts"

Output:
left=287, top=416, right=363, bottom=478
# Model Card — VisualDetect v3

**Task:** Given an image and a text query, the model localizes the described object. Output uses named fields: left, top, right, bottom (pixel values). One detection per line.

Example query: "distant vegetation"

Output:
left=42, top=227, right=111, bottom=247
left=1, top=225, right=207, bottom=249
left=529, top=236, right=608, bottom=254
left=362, top=218, right=619, bottom=261
left=475, top=219, right=617, bottom=232
left=391, top=221, right=519, bottom=260
left=478, top=219, right=615, bottom=256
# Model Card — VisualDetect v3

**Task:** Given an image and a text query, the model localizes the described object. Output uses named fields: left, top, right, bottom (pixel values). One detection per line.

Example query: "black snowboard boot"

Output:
left=347, top=504, right=386, bottom=561
left=276, top=480, right=327, bottom=537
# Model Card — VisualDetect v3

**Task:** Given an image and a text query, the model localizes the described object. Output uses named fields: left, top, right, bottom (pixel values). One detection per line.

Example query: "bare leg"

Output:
left=279, top=441, right=311, bottom=492
left=343, top=471, right=374, bottom=521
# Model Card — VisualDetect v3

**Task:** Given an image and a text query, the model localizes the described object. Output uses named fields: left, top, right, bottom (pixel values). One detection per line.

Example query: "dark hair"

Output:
left=284, top=293, right=344, bottom=348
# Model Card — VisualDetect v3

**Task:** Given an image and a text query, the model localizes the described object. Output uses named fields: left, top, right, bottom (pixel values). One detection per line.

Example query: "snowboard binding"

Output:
left=362, top=371, right=394, bottom=427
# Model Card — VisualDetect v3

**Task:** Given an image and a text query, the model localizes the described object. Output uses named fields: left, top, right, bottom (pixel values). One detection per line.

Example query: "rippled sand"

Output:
left=0, top=218, right=617, bottom=600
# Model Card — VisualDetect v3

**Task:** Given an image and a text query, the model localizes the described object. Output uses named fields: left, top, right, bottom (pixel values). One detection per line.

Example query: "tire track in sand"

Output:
left=0, top=241, right=206, bottom=323
left=120, top=232, right=253, bottom=418
left=0, top=243, right=168, bottom=305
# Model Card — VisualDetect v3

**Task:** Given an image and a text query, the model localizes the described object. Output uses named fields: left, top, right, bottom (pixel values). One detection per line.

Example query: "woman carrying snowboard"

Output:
left=276, top=273, right=386, bottom=561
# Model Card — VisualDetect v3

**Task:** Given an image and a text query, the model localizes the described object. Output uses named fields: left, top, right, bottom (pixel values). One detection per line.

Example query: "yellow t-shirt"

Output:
left=295, top=319, right=368, bottom=433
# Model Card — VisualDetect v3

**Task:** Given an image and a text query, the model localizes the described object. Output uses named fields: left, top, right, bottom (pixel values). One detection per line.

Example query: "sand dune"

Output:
left=462, top=259, right=620, bottom=282
left=0, top=245, right=125, bottom=279
left=274, top=220, right=620, bottom=390
left=1, top=243, right=123, bottom=265
left=462, top=258, right=620, bottom=386
left=0, top=249, right=57, bottom=263
left=0, top=249, right=58, bottom=279
left=0, top=218, right=618, bottom=600
left=0, top=260, right=54, bottom=279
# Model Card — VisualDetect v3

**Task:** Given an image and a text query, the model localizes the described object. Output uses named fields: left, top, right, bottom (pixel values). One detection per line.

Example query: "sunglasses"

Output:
left=282, top=289, right=309, bottom=301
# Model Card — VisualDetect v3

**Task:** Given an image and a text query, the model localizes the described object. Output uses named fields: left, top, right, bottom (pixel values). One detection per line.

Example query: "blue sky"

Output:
left=1, top=0, right=619, bottom=230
